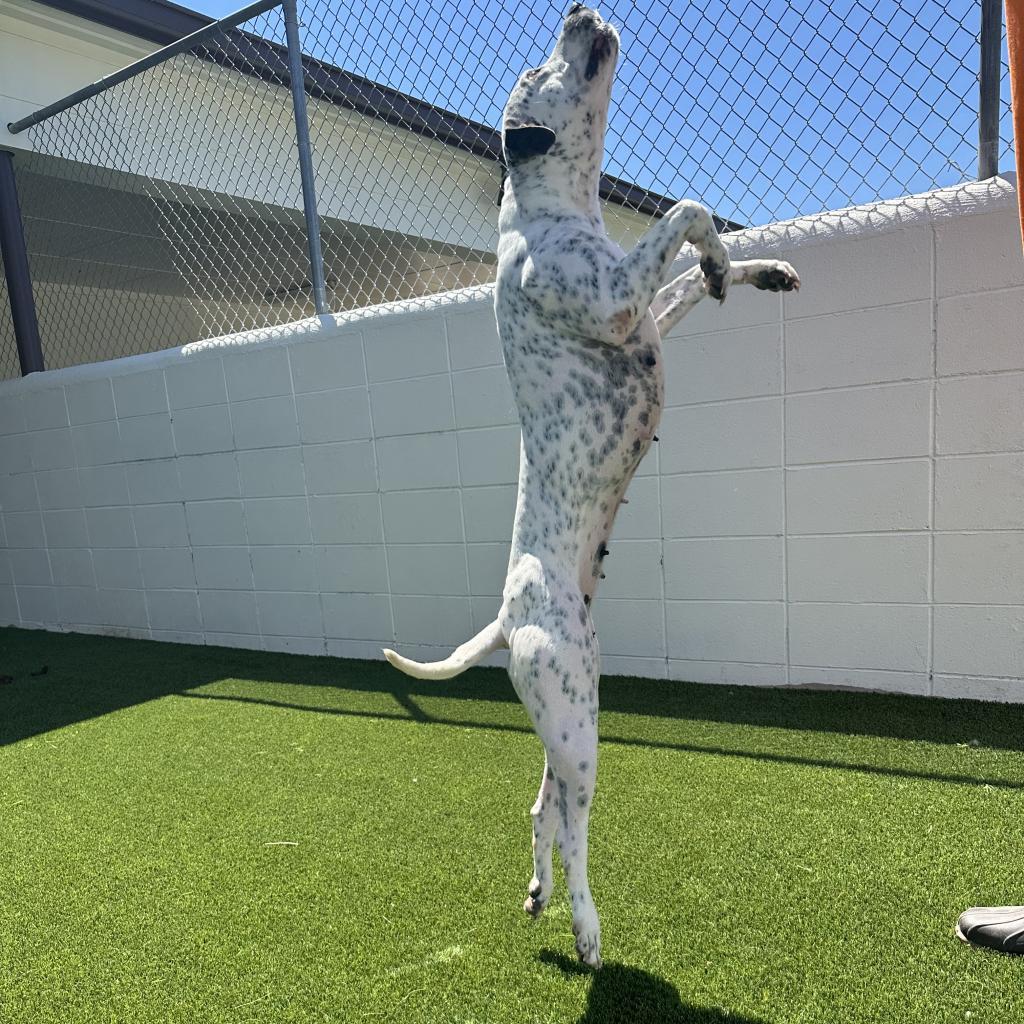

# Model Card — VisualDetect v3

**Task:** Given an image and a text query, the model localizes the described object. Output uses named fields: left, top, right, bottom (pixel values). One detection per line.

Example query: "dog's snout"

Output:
left=565, top=3, right=600, bottom=28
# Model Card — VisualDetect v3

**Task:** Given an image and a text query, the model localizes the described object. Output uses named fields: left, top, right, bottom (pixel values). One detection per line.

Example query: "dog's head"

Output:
left=502, top=4, right=619, bottom=172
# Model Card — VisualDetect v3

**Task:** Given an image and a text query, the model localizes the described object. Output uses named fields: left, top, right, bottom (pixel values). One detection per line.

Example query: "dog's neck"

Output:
left=502, top=158, right=604, bottom=227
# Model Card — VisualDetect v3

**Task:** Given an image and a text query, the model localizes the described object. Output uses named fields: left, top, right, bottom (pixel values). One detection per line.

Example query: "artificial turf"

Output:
left=1, top=626, right=1022, bottom=1023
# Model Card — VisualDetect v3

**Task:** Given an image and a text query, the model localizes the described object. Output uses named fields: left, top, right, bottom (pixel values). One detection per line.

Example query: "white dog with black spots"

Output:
left=384, top=2, right=799, bottom=968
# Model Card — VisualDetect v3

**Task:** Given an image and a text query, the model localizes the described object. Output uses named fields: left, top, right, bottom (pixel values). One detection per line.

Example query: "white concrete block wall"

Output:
left=1, top=177, right=1023, bottom=702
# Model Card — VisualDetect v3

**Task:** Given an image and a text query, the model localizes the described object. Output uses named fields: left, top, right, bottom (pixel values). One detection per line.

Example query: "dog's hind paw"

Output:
left=753, top=260, right=800, bottom=292
left=524, top=877, right=549, bottom=918
left=573, top=913, right=602, bottom=969
left=574, top=931, right=602, bottom=969
left=524, top=894, right=546, bottom=918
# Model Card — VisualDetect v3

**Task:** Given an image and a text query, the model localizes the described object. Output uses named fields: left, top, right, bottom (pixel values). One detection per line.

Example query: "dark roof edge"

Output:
left=39, top=0, right=210, bottom=46
left=35, top=0, right=744, bottom=230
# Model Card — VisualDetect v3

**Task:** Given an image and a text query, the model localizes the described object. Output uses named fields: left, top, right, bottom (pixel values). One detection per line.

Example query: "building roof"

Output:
left=33, top=0, right=740, bottom=229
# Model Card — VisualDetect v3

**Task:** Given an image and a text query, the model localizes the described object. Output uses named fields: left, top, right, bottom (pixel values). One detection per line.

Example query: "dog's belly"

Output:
left=501, top=318, right=664, bottom=599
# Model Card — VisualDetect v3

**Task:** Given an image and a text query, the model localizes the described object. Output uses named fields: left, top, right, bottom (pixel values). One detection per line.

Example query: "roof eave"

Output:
left=32, top=0, right=744, bottom=230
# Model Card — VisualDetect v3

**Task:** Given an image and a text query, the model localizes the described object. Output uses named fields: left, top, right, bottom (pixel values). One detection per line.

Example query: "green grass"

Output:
left=1, top=626, right=1023, bottom=1023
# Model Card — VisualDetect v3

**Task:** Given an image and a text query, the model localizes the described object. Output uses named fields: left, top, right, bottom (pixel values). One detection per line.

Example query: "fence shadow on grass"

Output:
left=0, top=627, right=206, bottom=747
left=538, top=951, right=770, bottom=1024
left=2, top=629, right=1023, bottom=780
left=201, top=652, right=1024, bottom=756
left=182, top=687, right=1024, bottom=791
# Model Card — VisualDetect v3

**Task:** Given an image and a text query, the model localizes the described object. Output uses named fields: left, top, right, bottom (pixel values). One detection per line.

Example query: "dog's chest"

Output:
left=498, top=305, right=664, bottom=492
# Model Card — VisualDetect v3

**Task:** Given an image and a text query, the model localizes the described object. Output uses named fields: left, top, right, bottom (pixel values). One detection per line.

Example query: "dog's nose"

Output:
left=565, top=4, right=601, bottom=28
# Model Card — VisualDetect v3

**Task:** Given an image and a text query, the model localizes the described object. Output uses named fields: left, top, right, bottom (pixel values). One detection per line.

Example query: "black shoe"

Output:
left=956, top=907, right=1024, bottom=954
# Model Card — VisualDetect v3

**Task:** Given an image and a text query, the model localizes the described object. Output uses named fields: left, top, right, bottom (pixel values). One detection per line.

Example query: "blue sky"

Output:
left=190, top=0, right=1014, bottom=226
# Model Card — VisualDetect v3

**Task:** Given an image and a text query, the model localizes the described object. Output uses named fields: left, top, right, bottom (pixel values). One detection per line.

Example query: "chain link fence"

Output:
left=1, top=0, right=1016, bottom=377
left=12, top=2, right=315, bottom=371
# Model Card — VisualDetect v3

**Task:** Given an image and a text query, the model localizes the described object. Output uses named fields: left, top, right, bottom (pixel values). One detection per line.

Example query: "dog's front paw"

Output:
left=700, top=246, right=730, bottom=303
left=753, top=260, right=800, bottom=292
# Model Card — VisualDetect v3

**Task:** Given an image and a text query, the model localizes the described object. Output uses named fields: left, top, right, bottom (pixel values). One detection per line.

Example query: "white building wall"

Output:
left=1, top=176, right=1022, bottom=702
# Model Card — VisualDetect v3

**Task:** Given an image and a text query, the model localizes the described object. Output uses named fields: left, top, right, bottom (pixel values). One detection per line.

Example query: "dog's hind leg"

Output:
left=508, top=616, right=603, bottom=968
left=549, top=722, right=600, bottom=968
left=524, top=756, right=558, bottom=917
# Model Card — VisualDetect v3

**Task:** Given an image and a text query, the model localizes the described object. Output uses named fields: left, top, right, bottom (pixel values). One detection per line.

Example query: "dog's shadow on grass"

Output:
left=539, top=950, right=769, bottom=1024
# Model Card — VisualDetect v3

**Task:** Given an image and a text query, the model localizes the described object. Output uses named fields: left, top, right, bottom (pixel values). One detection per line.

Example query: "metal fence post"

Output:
left=283, top=0, right=328, bottom=315
left=0, top=150, right=44, bottom=375
left=978, top=0, right=1002, bottom=179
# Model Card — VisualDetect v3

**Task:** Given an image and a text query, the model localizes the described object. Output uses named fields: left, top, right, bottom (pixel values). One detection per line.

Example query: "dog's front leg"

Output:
left=648, top=264, right=706, bottom=334
left=520, top=201, right=730, bottom=347
left=651, top=259, right=801, bottom=338
left=606, top=199, right=731, bottom=334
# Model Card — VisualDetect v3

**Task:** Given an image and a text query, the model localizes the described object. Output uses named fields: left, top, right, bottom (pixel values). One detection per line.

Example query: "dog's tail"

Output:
left=382, top=619, right=507, bottom=680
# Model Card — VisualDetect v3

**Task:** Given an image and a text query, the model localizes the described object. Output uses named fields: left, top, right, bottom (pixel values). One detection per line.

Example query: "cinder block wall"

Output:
left=1, top=177, right=1022, bottom=702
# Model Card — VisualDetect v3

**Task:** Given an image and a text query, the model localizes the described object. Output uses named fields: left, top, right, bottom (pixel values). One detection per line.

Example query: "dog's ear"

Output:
left=503, top=122, right=556, bottom=162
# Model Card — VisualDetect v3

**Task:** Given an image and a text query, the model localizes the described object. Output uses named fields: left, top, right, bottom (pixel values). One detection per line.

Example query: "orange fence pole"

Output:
left=1006, top=0, right=1024, bottom=240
